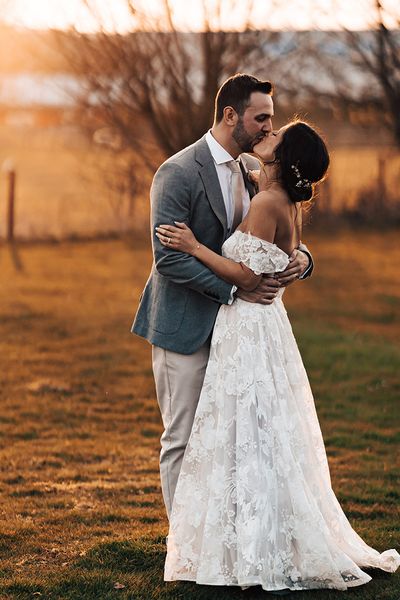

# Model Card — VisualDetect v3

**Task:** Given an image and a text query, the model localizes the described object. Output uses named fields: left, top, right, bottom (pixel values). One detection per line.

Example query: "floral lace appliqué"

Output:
left=221, top=230, right=289, bottom=275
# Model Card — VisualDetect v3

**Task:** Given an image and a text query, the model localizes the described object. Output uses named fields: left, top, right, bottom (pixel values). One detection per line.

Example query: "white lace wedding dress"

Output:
left=164, top=231, right=399, bottom=592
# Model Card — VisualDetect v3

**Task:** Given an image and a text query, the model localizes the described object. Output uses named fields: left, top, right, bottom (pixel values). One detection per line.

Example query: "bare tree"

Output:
left=53, top=0, right=285, bottom=164
left=303, top=1, right=400, bottom=147
left=346, top=1, right=400, bottom=146
left=52, top=0, right=296, bottom=229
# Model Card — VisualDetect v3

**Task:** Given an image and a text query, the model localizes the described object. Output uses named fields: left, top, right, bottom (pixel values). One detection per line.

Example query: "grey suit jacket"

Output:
left=131, top=135, right=312, bottom=355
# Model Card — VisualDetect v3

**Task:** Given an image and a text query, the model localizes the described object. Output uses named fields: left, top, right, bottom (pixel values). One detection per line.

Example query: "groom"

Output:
left=132, top=74, right=313, bottom=517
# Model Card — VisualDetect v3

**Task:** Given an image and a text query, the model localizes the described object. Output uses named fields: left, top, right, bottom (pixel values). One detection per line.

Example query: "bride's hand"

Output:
left=156, top=222, right=200, bottom=255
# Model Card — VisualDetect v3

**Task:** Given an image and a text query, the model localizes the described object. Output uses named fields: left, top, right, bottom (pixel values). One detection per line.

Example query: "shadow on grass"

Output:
left=2, top=538, right=398, bottom=600
left=8, top=242, right=24, bottom=272
left=77, top=537, right=166, bottom=573
left=0, top=529, right=38, bottom=555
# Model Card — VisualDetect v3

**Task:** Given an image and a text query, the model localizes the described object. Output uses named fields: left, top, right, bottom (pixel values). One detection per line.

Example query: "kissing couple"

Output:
left=132, top=73, right=399, bottom=593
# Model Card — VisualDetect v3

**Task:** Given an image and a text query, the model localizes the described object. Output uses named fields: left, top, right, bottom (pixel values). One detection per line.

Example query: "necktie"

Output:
left=226, top=160, right=245, bottom=232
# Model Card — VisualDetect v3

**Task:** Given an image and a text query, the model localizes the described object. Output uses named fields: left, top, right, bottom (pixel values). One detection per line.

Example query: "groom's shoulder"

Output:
left=159, top=136, right=208, bottom=171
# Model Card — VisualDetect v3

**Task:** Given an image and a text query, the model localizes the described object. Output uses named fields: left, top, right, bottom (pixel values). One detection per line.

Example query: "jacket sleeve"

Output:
left=298, top=242, right=314, bottom=279
left=151, top=161, right=233, bottom=304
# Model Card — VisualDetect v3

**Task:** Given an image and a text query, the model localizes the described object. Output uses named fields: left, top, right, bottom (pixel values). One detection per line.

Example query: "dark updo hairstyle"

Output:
left=273, top=120, right=330, bottom=203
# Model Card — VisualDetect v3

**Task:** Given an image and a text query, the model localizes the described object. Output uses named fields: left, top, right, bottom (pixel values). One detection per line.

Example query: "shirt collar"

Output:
left=205, top=130, right=235, bottom=165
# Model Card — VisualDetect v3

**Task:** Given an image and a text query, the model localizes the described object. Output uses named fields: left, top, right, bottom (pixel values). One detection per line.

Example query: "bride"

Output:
left=155, top=120, right=400, bottom=592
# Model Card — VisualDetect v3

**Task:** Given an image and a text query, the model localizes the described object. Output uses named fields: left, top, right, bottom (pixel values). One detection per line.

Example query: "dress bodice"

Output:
left=222, top=230, right=290, bottom=275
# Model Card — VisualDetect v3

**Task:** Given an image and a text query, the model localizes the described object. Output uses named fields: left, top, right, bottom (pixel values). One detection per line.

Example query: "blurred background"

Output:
left=1, top=2, right=399, bottom=598
left=0, top=0, right=399, bottom=239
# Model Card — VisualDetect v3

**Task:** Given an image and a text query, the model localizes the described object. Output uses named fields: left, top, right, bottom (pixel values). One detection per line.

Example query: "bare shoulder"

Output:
left=243, top=189, right=290, bottom=242
left=249, top=189, right=289, bottom=216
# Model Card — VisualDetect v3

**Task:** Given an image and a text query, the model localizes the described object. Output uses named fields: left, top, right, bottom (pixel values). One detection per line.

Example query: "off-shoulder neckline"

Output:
left=233, top=229, right=290, bottom=258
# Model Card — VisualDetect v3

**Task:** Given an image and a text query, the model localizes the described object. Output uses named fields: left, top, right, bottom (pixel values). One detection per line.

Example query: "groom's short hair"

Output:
left=215, top=74, right=273, bottom=122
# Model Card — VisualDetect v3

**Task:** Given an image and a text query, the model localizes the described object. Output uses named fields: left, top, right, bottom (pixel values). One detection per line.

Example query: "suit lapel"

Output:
left=195, top=137, right=228, bottom=235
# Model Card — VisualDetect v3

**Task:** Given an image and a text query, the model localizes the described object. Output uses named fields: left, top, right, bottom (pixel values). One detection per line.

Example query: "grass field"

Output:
left=0, top=229, right=399, bottom=599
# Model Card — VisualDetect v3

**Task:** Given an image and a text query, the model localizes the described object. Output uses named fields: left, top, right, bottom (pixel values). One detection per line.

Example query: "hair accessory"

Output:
left=291, top=163, right=311, bottom=189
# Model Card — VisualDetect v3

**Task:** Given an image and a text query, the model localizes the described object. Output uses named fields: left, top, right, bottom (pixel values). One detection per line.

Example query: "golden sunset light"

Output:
left=2, top=0, right=400, bottom=31
left=0, top=0, right=399, bottom=594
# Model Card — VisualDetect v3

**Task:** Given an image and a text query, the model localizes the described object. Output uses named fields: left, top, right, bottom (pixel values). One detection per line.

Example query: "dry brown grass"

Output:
left=1, top=238, right=162, bottom=561
left=0, top=230, right=399, bottom=598
left=286, top=228, right=400, bottom=341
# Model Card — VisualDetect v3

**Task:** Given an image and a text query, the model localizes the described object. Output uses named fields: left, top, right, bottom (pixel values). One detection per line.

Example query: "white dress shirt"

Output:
left=206, top=130, right=252, bottom=303
left=205, top=130, right=250, bottom=233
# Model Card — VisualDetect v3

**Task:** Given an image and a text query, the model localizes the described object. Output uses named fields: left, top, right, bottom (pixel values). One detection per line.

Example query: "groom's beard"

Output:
left=232, top=118, right=265, bottom=153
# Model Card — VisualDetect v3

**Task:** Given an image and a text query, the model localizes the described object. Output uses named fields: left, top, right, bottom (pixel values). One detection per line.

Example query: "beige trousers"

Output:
left=152, top=342, right=210, bottom=517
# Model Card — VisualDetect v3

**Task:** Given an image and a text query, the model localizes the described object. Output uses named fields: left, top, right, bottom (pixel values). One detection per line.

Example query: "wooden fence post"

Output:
left=3, top=159, right=16, bottom=242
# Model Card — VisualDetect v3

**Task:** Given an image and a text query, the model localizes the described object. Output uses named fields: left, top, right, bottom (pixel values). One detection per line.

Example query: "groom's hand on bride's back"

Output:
left=276, top=249, right=310, bottom=286
left=236, top=277, right=280, bottom=305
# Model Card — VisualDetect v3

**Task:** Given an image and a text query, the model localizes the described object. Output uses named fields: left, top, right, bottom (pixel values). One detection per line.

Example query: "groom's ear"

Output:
left=223, top=106, right=239, bottom=127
